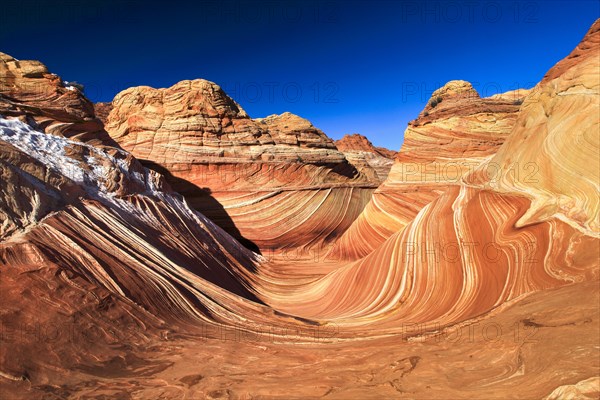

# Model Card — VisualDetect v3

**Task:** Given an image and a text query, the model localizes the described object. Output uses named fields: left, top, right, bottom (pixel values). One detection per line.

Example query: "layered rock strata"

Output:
left=0, top=52, right=113, bottom=146
left=105, top=81, right=377, bottom=255
left=328, top=80, right=529, bottom=260
left=335, top=133, right=397, bottom=182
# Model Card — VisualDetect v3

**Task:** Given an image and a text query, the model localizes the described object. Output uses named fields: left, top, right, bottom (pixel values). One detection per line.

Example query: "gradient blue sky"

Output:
left=1, top=0, right=598, bottom=150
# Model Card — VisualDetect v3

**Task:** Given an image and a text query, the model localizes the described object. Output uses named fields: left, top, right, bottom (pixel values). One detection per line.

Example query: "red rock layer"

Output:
left=335, top=133, right=397, bottom=159
left=3, top=278, right=598, bottom=399
left=0, top=20, right=598, bottom=400
left=267, top=20, right=600, bottom=329
left=268, top=187, right=597, bottom=329
left=93, top=101, right=112, bottom=124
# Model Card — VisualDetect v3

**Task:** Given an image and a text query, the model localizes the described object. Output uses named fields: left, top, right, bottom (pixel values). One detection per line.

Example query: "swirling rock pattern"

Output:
left=0, top=19, right=599, bottom=400
left=471, top=20, right=600, bottom=237
left=329, top=81, right=528, bottom=260
left=270, top=186, right=597, bottom=328
left=277, top=20, right=600, bottom=328
left=0, top=117, right=311, bottom=388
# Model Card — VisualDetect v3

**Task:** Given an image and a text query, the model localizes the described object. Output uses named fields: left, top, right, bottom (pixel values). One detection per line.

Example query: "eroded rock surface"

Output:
left=0, top=52, right=113, bottom=146
left=335, top=133, right=397, bottom=182
left=105, top=80, right=376, bottom=255
left=329, top=80, right=526, bottom=260
left=0, top=19, right=598, bottom=400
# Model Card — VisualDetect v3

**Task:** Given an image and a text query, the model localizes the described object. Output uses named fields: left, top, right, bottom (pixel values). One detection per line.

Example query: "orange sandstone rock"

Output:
left=0, top=52, right=113, bottom=146
left=335, top=133, right=397, bottom=182
left=105, top=80, right=377, bottom=254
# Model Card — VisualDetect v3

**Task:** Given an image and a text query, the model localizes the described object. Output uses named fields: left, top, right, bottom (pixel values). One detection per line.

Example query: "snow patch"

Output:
left=0, top=116, right=262, bottom=261
left=0, top=116, right=157, bottom=202
left=62, top=80, right=77, bottom=91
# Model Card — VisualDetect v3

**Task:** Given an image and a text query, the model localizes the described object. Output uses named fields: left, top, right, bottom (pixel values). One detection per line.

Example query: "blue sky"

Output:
left=1, top=0, right=598, bottom=151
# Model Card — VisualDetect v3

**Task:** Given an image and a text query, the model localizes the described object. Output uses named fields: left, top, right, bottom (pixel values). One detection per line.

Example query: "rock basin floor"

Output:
left=2, top=280, right=597, bottom=399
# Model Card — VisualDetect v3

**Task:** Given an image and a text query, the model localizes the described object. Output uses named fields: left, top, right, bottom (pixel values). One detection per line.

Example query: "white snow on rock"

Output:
left=62, top=80, right=77, bottom=91
left=0, top=116, right=147, bottom=199
left=0, top=116, right=262, bottom=261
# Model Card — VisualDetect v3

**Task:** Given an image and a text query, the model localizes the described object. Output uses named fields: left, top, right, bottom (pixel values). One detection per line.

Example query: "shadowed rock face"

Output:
left=0, top=139, right=83, bottom=239
left=93, top=101, right=112, bottom=124
left=0, top=19, right=599, bottom=400
left=104, top=80, right=377, bottom=255
left=335, top=133, right=397, bottom=182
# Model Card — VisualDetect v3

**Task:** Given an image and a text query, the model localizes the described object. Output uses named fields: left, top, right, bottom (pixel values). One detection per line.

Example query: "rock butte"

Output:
left=0, top=19, right=598, bottom=400
left=104, top=80, right=380, bottom=255
left=335, top=133, right=397, bottom=182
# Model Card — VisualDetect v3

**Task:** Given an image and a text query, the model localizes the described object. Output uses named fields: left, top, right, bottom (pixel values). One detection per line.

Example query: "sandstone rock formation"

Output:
left=0, top=18, right=599, bottom=400
left=302, top=20, right=600, bottom=327
left=476, top=19, right=600, bottom=237
left=328, top=80, right=526, bottom=260
left=488, top=88, right=532, bottom=102
left=105, top=80, right=345, bottom=166
left=335, top=133, right=397, bottom=182
left=93, top=101, right=112, bottom=124
left=335, top=132, right=397, bottom=158
left=0, top=65, right=317, bottom=393
left=0, top=53, right=273, bottom=340
left=104, top=80, right=377, bottom=255
left=0, top=115, right=278, bottom=394
left=0, top=53, right=113, bottom=146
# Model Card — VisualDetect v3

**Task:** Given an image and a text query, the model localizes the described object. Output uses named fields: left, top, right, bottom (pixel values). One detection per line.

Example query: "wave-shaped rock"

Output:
left=291, top=20, right=600, bottom=329
left=471, top=19, right=600, bottom=237
left=329, top=80, right=525, bottom=260
left=0, top=19, right=598, bottom=400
